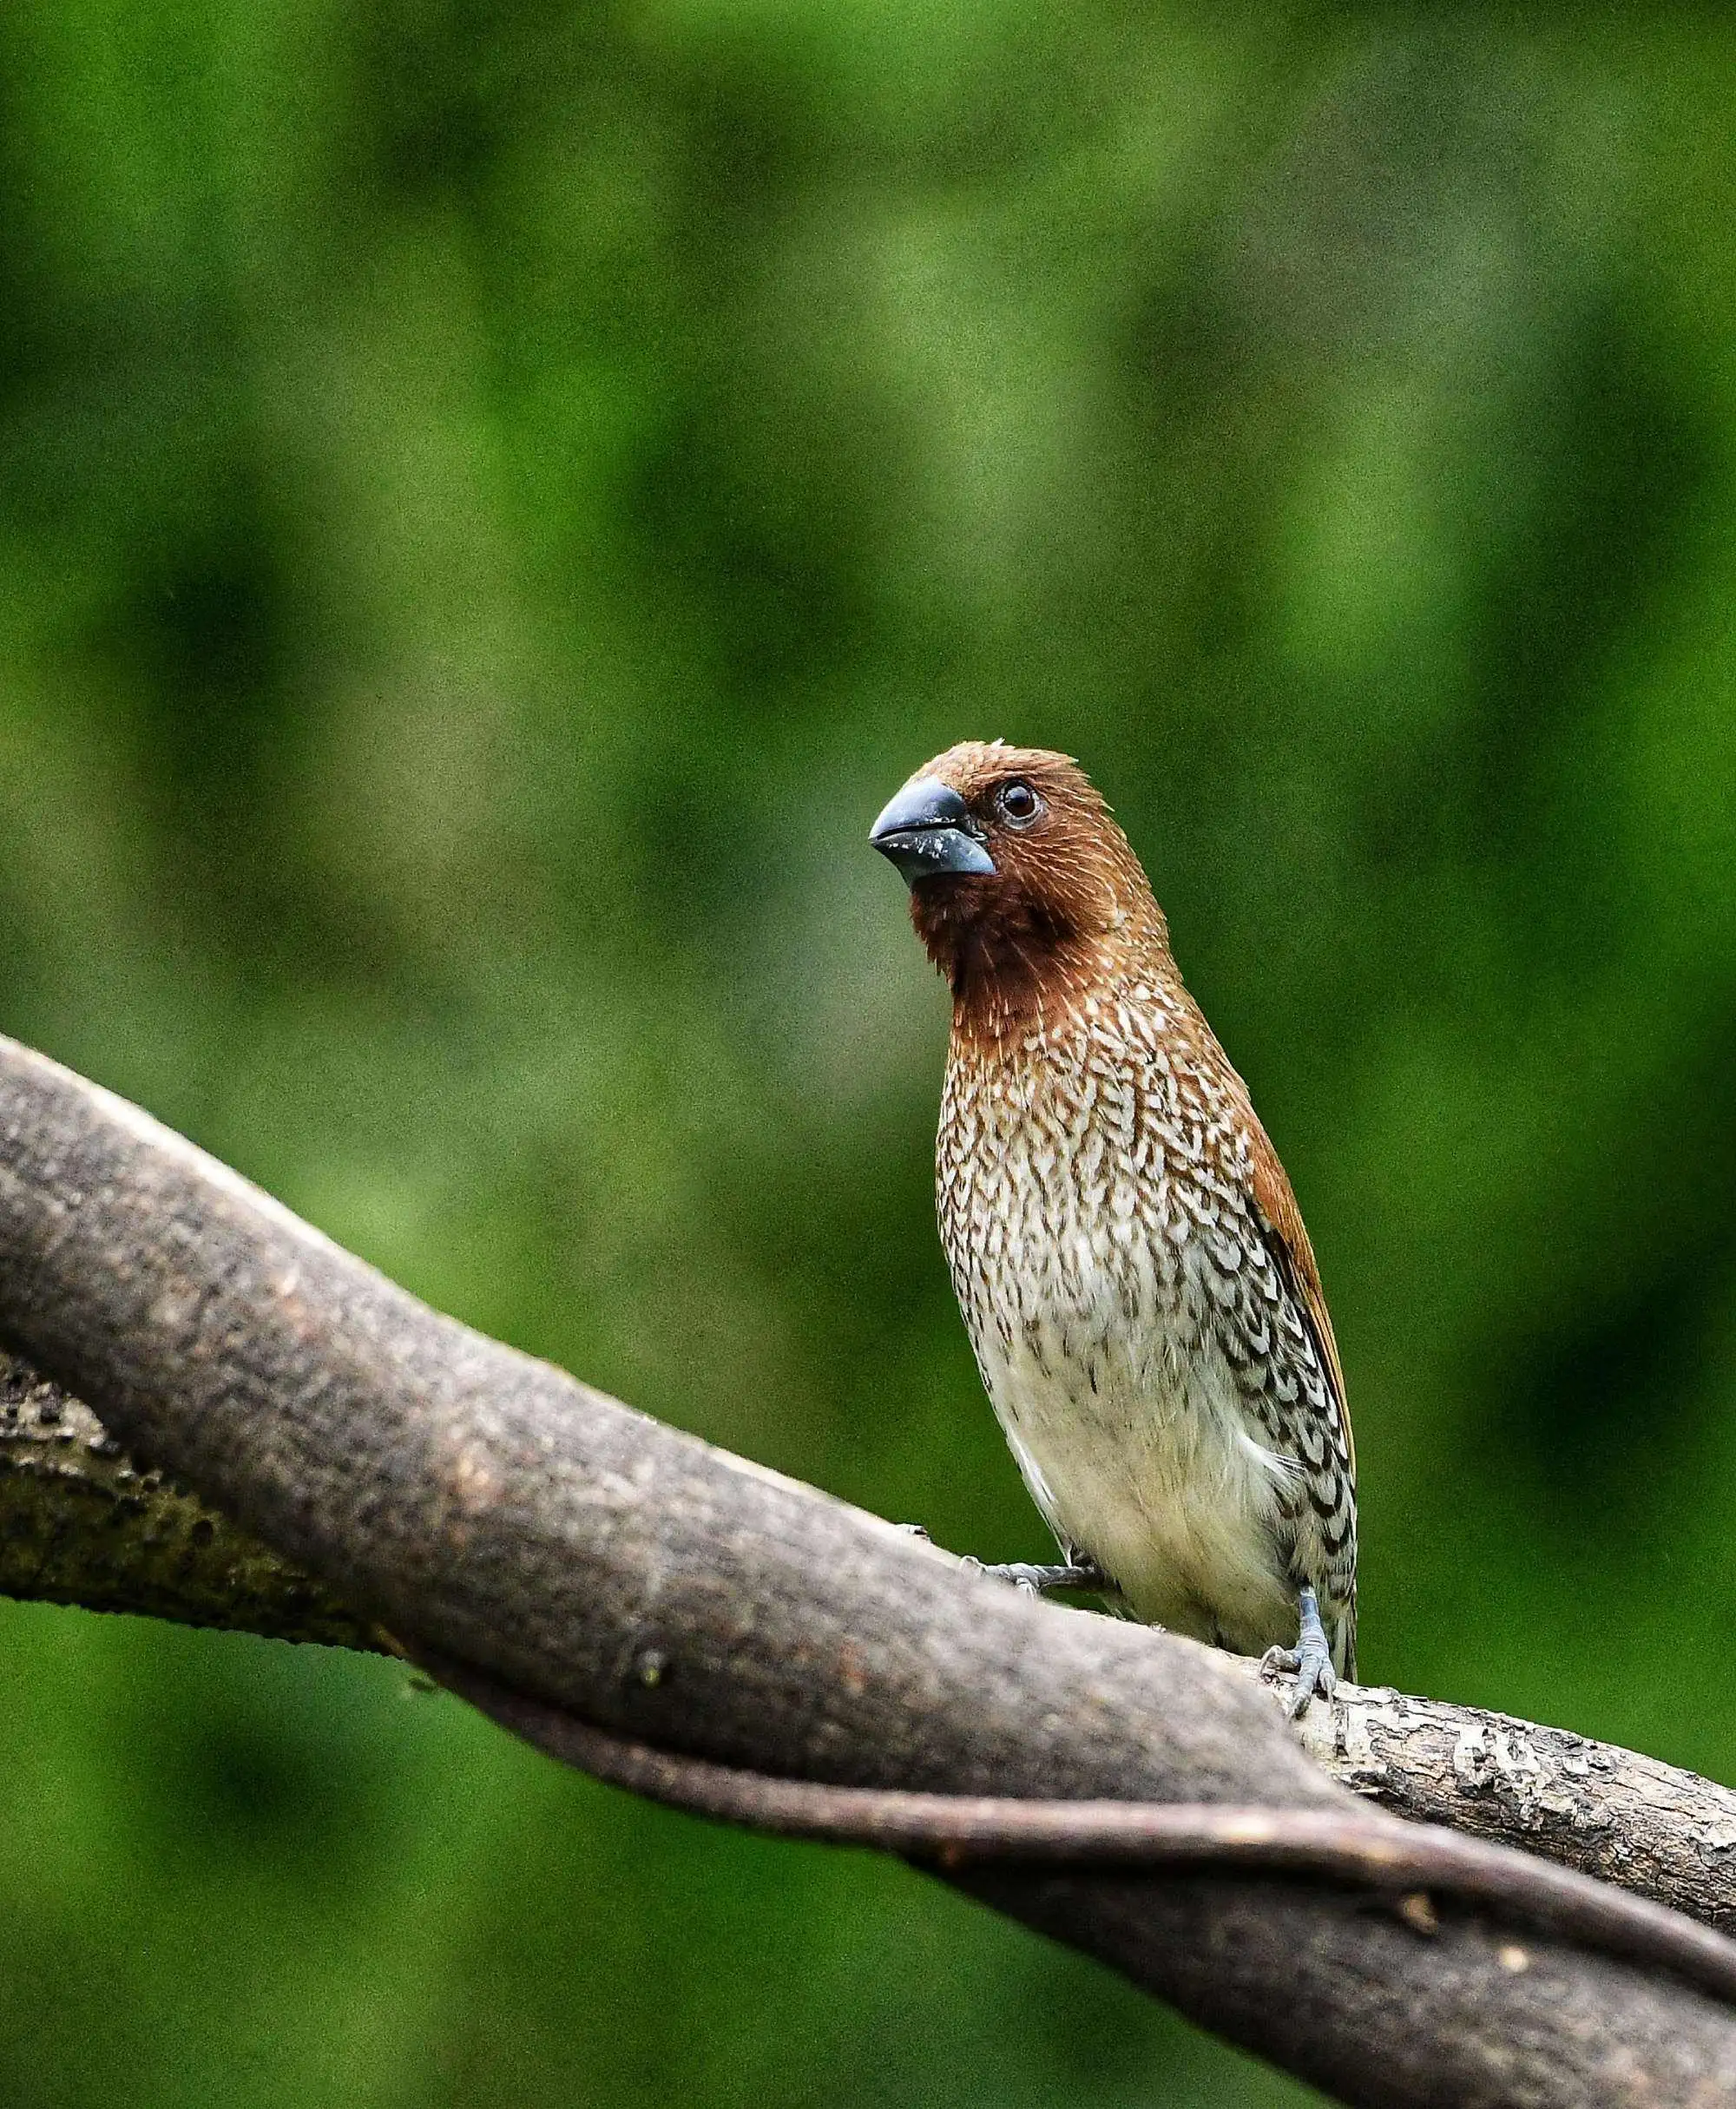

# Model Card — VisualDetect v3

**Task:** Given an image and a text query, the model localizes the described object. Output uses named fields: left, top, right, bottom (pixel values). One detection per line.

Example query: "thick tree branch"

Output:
left=1, top=1036, right=1735, bottom=2106
left=12, top=1358, right=1736, bottom=2003
left=417, top=1649, right=1736, bottom=2011
left=7, top=1343, right=1736, bottom=1947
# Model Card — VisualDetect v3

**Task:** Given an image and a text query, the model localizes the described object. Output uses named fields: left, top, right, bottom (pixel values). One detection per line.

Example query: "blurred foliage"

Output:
left=2, top=3, right=1736, bottom=2104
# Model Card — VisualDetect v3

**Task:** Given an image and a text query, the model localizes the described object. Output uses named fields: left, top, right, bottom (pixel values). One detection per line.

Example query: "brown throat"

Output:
left=911, top=877, right=1140, bottom=1045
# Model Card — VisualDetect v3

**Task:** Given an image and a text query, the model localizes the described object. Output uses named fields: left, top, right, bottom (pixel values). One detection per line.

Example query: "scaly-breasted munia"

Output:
left=871, top=741, right=1356, bottom=1710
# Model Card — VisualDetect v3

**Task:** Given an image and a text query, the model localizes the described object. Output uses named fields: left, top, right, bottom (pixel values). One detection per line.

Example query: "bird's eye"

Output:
left=998, top=781, right=1042, bottom=826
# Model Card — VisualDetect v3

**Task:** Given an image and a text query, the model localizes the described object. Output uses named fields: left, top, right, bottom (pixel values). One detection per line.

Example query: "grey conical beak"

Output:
left=869, top=777, right=996, bottom=884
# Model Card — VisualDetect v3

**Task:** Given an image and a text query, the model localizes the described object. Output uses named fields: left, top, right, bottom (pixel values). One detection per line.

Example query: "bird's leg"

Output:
left=1260, top=1586, right=1337, bottom=1718
left=963, top=1553, right=1108, bottom=1599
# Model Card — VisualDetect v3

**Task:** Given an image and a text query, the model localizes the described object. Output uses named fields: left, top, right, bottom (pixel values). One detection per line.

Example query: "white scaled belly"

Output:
left=971, top=1262, right=1298, bottom=1654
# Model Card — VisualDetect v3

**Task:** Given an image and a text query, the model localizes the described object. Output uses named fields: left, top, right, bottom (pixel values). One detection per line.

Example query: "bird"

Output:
left=869, top=740, right=1355, bottom=1712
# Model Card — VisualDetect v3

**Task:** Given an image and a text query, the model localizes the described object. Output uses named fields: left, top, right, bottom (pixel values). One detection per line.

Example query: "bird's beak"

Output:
left=869, top=777, right=996, bottom=884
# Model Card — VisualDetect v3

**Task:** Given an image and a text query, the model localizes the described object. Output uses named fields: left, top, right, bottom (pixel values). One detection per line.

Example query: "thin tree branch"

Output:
left=1283, top=1670, right=1736, bottom=1940
left=1, top=1035, right=1734, bottom=2106
left=0, top=1352, right=378, bottom=1648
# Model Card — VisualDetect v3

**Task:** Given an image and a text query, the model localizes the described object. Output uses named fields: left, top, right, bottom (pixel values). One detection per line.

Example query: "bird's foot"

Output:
left=895, top=1523, right=930, bottom=1539
left=962, top=1554, right=1108, bottom=1600
left=1260, top=1586, right=1337, bottom=1718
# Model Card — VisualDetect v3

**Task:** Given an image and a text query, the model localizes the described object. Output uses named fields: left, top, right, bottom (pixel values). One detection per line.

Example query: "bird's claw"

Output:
left=1261, top=1587, right=1337, bottom=1718
left=1259, top=1643, right=1335, bottom=1718
left=895, top=1523, right=931, bottom=1540
left=969, top=1556, right=1107, bottom=1599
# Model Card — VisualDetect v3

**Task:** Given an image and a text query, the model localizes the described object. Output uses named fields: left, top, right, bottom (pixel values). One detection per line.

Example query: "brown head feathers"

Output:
left=900, top=742, right=1171, bottom=1034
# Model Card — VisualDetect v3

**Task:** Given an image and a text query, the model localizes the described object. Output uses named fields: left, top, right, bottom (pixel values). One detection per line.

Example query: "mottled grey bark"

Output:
left=0, top=1354, right=378, bottom=1647
left=1286, top=1676, right=1736, bottom=1941
left=8, top=1346, right=1736, bottom=1958
left=1, top=1035, right=1734, bottom=2107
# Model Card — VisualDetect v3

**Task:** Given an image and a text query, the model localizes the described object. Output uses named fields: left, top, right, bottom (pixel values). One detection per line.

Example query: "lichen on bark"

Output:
left=0, top=1349, right=378, bottom=1651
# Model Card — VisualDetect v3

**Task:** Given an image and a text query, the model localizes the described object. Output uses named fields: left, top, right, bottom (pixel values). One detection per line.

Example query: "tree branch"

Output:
left=13, top=1359, right=1736, bottom=2001
left=0, top=1350, right=378, bottom=1647
left=1284, top=1671, right=1736, bottom=1940
left=10, top=1346, right=1736, bottom=1943
left=2, top=1035, right=1735, bottom=2106
left=416, top=1647, right=1736, bottom=2012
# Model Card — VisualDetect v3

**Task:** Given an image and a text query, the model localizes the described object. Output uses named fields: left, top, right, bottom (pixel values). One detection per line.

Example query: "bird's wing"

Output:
left=1246, top=1119, right=1354, bottom=1483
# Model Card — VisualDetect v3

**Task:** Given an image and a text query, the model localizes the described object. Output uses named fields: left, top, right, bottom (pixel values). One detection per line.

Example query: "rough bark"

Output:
left=1286, top=1676, right=1736, bottom=1941
left=419, top=1648, right=1736, bottom=2011
left=0, top=1354, right=377, bottom=1647
left=7, top=1344, right=1736, bottom=1952
left=0, top=1035, right=1733, bottom=2107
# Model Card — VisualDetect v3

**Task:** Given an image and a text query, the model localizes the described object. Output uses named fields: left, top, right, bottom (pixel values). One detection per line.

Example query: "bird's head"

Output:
left=870, top=741, right=1167, bottom=1022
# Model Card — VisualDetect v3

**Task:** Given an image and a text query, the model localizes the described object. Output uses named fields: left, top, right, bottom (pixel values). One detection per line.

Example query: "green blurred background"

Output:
left=2, top=4, right=1734, bottom=2103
